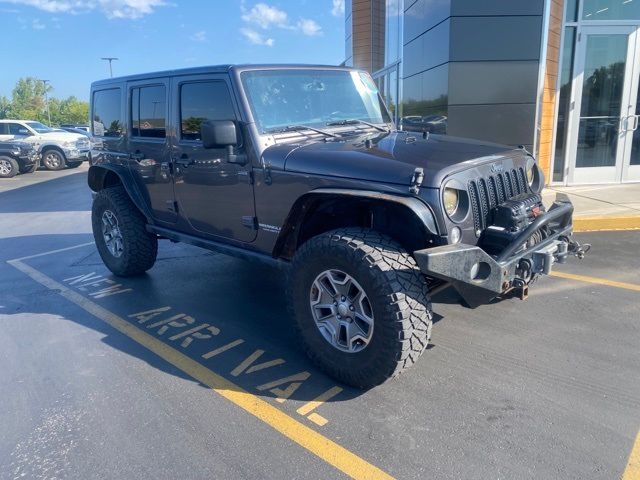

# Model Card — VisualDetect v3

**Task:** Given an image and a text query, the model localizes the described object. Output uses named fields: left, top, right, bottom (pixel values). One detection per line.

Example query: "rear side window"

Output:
left=92, top=88, right=122, bottom=137
left=131, top=85, right=166, bottom=138
left=180, top=81, right=236, bottom=141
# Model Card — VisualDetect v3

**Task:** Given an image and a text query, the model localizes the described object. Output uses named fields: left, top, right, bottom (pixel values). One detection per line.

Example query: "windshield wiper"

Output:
left=266, top=125, right=339, bottom=138
left=326, top=119, right=389, bottom=132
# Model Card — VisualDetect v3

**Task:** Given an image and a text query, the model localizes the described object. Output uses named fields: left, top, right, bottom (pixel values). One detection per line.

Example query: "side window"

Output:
left=8, top=123, right=26, bottom=135
left=131, top=85, right=166, bottom=139
left=180, top=81, right=236, bottom=141
left=0, top=124, right=8, bottom=135
left=93, top=88, right=123, bottom=137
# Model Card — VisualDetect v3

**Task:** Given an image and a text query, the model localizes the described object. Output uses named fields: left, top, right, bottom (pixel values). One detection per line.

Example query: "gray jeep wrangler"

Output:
left=88, top=65, right=587, bottom=388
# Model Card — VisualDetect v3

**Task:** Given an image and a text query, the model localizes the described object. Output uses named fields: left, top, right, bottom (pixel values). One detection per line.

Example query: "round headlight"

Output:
left=526, top=157, right=536, bottom=186
left=443, top=188, right=459, bottom=218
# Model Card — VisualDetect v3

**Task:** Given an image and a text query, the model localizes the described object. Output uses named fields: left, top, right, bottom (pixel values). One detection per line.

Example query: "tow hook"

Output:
left=512, top=278, right=529, bottom=300
left=567, top=238, right=591, bottom=260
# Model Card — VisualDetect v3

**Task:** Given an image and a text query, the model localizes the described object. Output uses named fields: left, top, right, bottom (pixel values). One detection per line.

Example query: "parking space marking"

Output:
left=623, top=430, right=640, bottom=480
left=7, top=255, right=394, bottom=480
left=550, top=271, right=640, bottom=293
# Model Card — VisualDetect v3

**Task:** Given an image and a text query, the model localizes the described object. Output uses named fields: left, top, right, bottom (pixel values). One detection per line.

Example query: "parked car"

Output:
left=0, top=140, right=40, bottom=178
left=0, top=120, right=90, bottom=170
left=60, top=124, right=90, bottom=133
left=88, top=64, right=587, bottom=388
left=401, top=115, right=447, bottom=134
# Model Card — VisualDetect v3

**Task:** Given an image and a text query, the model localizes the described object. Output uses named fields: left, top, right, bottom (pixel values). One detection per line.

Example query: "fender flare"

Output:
left=88, top=164, right=153, bottom=222
left=273, top=188, right=439, bottom=259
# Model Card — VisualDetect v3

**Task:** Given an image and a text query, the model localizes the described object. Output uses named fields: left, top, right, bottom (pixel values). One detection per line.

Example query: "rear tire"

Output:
left=92, top=186, right=158, bottom=276
left=0, top=156, right=19, bottom=178
left=42, top=149, right=66, bottom=170
left=289, top=228, right=433, bottom=389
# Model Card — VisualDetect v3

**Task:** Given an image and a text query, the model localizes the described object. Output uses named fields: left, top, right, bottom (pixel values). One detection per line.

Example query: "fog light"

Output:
left=450, top=226, right=462, bottom=244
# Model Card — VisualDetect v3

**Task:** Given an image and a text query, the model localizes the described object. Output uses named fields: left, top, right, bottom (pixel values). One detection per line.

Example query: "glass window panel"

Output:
left=565, top=0, right=579, bottom=21
left=630, top=78, right=640, bottom=165
left=580, top=35, right=626, bottom=118
left=92, top=88, right=122, bottom=137
left=132, top=85, right=166, bottom=138
left=554, top=27, right=577, bottom=182
left=582, top=0, right=640, bottom=20
left=576, top=118, right=619, bottom=167
left=180, top=82, right=236, bottom=141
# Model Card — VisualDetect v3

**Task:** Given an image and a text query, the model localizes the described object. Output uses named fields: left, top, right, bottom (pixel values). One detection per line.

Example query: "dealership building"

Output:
left=344, top=0, right=640, bottom=185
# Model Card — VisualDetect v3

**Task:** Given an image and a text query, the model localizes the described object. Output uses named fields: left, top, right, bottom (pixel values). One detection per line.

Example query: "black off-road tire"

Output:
left=289, top=228, right=433, bottom=389
left=0, top=156, right=19, bottom=178
left=67, top=160, right=83, bottom=169
left=20, top=162, right=38, bottom=174
left=92, top=186, right=158, bottom=276
left=42, top=149, right=66, bottom=170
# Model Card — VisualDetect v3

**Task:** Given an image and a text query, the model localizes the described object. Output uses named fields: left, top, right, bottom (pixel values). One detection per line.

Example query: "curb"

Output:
left=573, top=215, right=640, bottom=233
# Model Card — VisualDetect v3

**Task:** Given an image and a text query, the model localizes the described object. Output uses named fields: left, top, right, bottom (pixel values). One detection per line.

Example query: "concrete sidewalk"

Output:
left=542, top=183, right=640, bottom=231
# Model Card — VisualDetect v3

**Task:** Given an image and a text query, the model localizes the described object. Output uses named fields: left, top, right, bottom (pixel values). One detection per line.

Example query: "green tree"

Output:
left=0, top=77, right=89, bottom=125
left=9, top=77, right=50, bottom=122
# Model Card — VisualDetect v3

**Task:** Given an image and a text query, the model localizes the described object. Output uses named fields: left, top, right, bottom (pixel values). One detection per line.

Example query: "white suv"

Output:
left=0, top=119, right=90, bottom=170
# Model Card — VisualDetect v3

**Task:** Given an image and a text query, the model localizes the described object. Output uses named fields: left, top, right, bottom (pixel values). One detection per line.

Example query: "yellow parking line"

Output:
left=550, top=271, right=640, bottom=293
left=573, top=215, right=640, bottom=232
left=623, top=431, right=640, bottom=480
left=7, top=258, right=394, bottom=480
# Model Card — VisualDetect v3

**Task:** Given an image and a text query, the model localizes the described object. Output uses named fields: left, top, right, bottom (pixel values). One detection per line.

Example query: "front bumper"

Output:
left=63, top=148, right=90, bottom=162
left=414, top=195, right=585, bottom=307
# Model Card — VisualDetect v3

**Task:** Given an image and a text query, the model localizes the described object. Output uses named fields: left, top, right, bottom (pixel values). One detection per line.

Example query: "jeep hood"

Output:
left=262, top=131, right=525, bottom=188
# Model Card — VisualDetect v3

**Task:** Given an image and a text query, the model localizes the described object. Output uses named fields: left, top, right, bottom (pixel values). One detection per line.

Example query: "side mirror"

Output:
left=201, top=120, right=238, bottom=149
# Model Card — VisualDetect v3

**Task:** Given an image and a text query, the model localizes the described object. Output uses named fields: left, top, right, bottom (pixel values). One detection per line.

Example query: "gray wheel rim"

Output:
left=44, top=152, right=61, bottom=168
left=101, top=210, right=124, bottom=258
left=309, top=269, right=374, bottom=353
left=0, top=159, right=12, bottom=175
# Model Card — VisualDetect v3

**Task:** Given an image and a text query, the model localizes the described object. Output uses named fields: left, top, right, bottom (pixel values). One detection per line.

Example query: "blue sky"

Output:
left=0, top=0, right=346, bottom=101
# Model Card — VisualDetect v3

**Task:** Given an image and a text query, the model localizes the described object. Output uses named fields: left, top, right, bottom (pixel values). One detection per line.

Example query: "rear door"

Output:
left=126, top=78, right=177, bottom=224
left=170, top=74, right=256, bottom=242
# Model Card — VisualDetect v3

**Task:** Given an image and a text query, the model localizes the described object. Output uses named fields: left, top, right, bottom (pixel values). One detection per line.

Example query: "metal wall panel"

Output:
left=448, top=61, right=540, bottom=105
left=447, top=103, right=537, bottom=146
left=450, top=16, right=543, bottom=62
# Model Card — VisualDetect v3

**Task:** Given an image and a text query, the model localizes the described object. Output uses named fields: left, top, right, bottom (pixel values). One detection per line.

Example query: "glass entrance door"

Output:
left=567, top=25, right=640, bottom=183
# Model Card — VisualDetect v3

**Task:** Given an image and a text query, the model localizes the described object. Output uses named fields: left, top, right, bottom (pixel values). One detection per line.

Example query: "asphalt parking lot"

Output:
left=0, top=166, right=639, bottom=479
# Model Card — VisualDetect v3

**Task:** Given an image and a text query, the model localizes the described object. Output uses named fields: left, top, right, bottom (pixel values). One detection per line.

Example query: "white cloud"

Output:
left=189, top=30, right=206, bottom=42
left=331, top=0, right=344, bottom=16
left=240, top=27, right=274, bottom=47
left=31, top=17, right=45, bottom=28
left=0, top=0, right=167, bottom=19
left=241, top=2, right=287, bottom=29
left=297, top=18, right=321, bottom=36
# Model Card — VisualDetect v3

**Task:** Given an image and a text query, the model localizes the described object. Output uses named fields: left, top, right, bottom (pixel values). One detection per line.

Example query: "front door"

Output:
left=568, top=25, right=640, bottom=183
left=170, top=75, right=256, bottom=243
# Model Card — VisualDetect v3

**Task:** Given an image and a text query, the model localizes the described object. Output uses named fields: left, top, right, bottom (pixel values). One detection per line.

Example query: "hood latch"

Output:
left=409, top=167, right=424, bottom=195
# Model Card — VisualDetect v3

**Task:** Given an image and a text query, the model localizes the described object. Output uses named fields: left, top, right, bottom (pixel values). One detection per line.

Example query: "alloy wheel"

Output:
left=101, top=210, right=124, bottom=258
left=309, top=269, right=374, bottom=353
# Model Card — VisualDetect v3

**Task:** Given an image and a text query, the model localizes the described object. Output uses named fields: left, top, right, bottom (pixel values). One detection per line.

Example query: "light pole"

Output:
left=38, top=79, right=51, bottom=126
left=101, top=57, right=119, bottom=78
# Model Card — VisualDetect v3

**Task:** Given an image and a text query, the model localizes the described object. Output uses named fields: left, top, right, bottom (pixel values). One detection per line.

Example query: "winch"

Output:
left=481, top=193, right=547, bottom=256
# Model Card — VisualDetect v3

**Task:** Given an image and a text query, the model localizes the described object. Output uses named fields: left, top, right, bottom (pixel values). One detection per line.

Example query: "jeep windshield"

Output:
left=241, top=69, right=391, bottom=134
left=25, top=121, right=54, bottom=133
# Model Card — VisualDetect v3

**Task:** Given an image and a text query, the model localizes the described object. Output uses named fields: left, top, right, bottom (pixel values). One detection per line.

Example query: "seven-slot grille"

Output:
left=468, top=167, right=528, bottom=233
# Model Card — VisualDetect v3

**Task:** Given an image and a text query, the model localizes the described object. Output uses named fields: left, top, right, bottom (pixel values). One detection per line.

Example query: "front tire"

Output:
left=67, top=161, right=82, bottom=169
left=289, top=228, right=433, bottom=389
left=42, top=149, right=66, bottom=170
left=0, top=156, right=19, bottom=178
left=92, top=186, right=158, bottom=276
